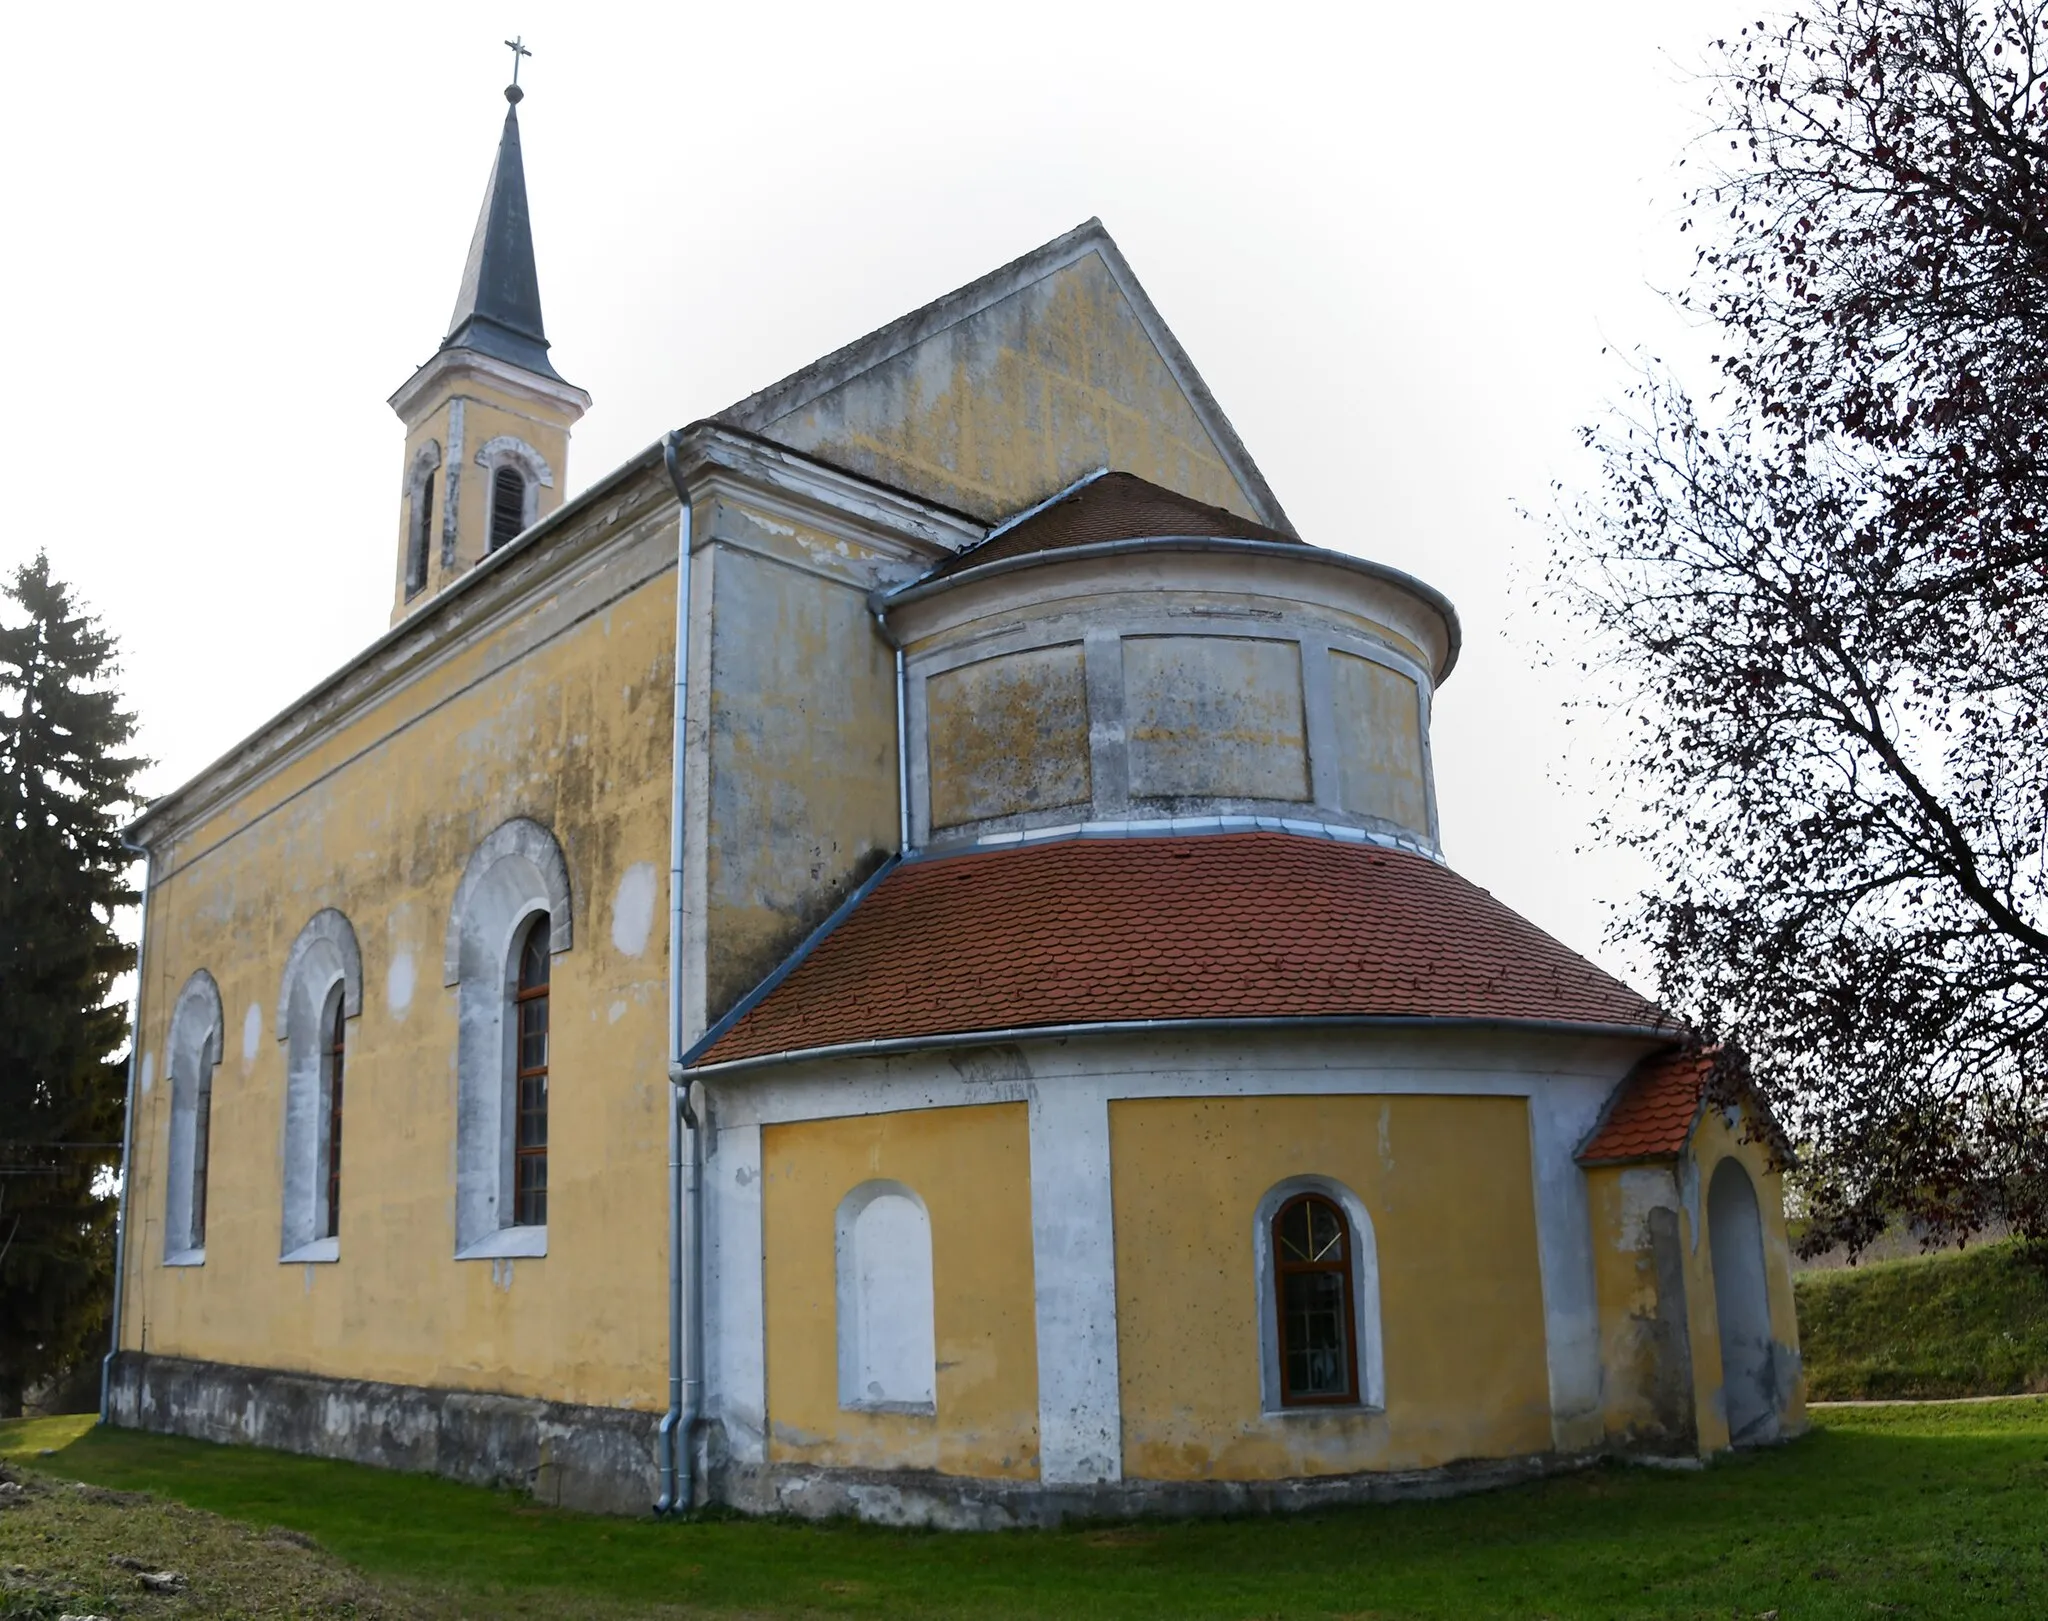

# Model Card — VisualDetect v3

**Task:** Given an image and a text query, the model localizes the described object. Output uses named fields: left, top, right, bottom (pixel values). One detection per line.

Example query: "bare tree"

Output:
left=1552, top=0, right=2048, bottom=1255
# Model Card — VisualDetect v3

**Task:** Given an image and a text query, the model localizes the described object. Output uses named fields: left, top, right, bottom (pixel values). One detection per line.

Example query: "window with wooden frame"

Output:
left=321, top=986, right=346, bottom=1239
left=1272, top=1192, right=1359, bottom=1405
left=512, top=915, right=550, bottom=1227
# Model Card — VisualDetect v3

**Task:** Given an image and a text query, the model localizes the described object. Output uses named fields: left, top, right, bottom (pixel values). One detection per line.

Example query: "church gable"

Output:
left=720, top=219, right=1294, bottom=533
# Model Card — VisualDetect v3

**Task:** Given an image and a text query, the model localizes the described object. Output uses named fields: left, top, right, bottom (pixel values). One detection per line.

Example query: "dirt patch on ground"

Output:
left=0, top=1460, right=422, bottom=1619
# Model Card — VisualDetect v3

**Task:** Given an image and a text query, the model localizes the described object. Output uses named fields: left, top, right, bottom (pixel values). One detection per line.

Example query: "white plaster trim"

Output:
left=448, top=818, right=570, bottom=1256
left=389, top=344, right=592, bottom=421
left=280, top=1237, right=339, bottom=1265
left=1027, top=1081, right=1123, bottom=1483
left=704, top=1121, right=767, bottom=1466
left=443, top=818, right=573, bottom=986
left=474, top=434, right=557, bottom=489
left=276, top=909, right=365, bottom=1030
left=276, top=909, right=362, bottom=1258
left=1251, top=1176, right=1385, bottom=1414
left=835, top=1180, right=937, bottom=1414
left=163, top=970, right=223, bottom=1262
left=162, top=1248, right=206, bottom=1268
left=456, top=1225, right=548, bottom=1260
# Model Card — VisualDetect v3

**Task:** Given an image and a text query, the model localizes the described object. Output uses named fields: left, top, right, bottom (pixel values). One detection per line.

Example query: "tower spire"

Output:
left=441, top=52, right=563, bottom=382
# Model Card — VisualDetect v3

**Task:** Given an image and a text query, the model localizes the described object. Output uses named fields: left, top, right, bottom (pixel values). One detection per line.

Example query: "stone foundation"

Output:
left=104, top=1352, right=659, bottom=1516
left=108, top=1353, right=1620, bottom=1527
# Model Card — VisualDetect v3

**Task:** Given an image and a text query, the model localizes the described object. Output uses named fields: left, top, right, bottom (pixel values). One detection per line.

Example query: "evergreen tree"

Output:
left=0, top=554, right=141, bottom=1415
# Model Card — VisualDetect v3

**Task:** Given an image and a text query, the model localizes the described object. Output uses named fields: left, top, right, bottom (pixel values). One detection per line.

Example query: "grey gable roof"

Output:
left=718, top=218, right=1296, bottom=537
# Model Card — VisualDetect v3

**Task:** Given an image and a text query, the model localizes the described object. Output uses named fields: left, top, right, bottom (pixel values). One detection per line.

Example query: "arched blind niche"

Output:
left=835, top=1180, right=937, bottom=1414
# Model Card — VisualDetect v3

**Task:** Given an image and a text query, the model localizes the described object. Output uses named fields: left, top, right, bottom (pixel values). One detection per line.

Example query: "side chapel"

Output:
left=106, top=76, right=1806, bottom=1522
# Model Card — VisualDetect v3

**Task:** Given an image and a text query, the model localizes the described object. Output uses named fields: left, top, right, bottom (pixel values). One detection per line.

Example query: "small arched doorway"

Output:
left=1708, top=1157, right=1779, bottom=1445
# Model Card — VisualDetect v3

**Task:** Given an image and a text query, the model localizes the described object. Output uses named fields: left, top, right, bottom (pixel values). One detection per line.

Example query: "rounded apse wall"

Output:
left=882, top=542, right=1457, bottom=852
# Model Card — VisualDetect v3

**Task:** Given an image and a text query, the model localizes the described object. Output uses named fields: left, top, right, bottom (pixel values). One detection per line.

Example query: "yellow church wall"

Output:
left=758, top=1104, right=1040, bottom=1480
left=697, top=499, right=905, bottom=1023
left=756, top=250, right=1262, bottom=525
left=1109, top=1094, right=1553, bottom=1481
left=1584, top=1162, right=1697, bottom=1448
left=121, top=484, right=680, bottom=1413
left=1678, top=1109, right=1807, bottom=1453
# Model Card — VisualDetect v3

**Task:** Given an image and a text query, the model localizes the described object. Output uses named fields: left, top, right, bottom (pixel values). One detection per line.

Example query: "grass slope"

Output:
left=1796, top=1239, right=2048, bottom=1401
left=8, top=1403, right=2048, bottom=1619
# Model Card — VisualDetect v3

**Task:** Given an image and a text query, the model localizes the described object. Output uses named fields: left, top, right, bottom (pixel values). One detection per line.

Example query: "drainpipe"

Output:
left=101, top=842, right=153, bottom=1423
left=655, top=432, right=702, bottom=1515
left=874, top=611, right=911, bottom=853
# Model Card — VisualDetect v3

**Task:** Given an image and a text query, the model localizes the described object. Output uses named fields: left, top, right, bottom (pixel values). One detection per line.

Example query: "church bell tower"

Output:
left=388, top=56, right=589, bottom=623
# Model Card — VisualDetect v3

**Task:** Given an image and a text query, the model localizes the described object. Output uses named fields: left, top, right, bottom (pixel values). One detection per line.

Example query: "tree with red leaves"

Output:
left=1552, top=0, right=2048, bottom=1257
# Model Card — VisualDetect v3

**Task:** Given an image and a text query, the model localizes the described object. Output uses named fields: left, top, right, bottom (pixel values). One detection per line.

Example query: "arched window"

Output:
left=321, top=986, right=346, bottom=1240
left=512, top=915, right=550, bottom=1227
left=163, top=969, right=224, bottom=1265
left=407, top=468, right=436, bottom=594
left=1273, top=1193, right=1358, bottom=1404
left=402, top=439, right=442, bottom=598
left=277, top=908, right=362, bottom=1262
left=190, top=1034, right=217, bottom=1249
left=446, top=816, right=572, bottom=1259
left=489, top=465, right=527, bottom=552
left=835, top=1180, right=936, bottom=1413
left=1253, top=1178, right=1383, bottom=1412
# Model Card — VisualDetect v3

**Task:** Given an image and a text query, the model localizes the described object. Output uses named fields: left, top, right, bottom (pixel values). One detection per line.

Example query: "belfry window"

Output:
left=489, top=465, right=527, bottom=552
left=1273, top=1193, right=1359, bottom=1405
left=512, top=915, right=550, bottom=1227
left=321, top=987, right=346, bottom=1239
left=407, top=469, right=436, bottom=595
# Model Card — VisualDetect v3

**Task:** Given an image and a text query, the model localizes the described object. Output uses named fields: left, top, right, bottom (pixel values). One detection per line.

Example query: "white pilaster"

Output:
left=1027, top=1081, right=1123, bottom=1483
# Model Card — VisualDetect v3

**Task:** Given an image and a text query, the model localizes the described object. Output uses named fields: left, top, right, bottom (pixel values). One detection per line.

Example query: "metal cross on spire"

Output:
left=504, top=35, right=532, bottom=87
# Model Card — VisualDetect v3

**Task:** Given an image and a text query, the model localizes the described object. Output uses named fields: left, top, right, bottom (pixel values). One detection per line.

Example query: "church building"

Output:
left=104, top=75, right=1806, bottom=1522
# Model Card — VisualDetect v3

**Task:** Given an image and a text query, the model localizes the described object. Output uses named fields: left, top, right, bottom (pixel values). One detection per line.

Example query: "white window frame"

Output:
left=163, top=969, right=223, bottom=1266
left=276, top=908, right=362, bottom=1264
left=835, top=1178, right=938, bottom=1415
left=445, top=817, right=571, bottom=1259
left=1252, top=1175, right=1385, bottom=1415
left=402, top=438, right=442, bottom=596
left=474, top=435, right=552, bottom=546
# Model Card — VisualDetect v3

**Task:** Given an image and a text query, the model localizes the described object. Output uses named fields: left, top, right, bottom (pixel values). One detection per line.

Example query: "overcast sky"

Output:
left=4, top=0, right=1753, bottom=983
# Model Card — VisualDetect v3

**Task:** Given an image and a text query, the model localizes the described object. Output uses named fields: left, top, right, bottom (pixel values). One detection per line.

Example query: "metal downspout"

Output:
left=101, top=843, right=153, bottom=1423
left=872, top=608, right=911, bottom=853
left=655, top=433, right=701, bottom=1514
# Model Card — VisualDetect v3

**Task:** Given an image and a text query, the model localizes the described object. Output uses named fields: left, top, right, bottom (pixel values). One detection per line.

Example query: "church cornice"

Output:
left=389, top=344, right=592, bottom=424
left=128, top=424, right=985, bottom=858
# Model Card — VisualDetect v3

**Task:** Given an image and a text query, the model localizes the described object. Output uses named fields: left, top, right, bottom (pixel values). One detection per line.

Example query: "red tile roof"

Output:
left=1576, top=1048, right=1710, bottom=1165
left=689, top=832, right=1668, bottom=1070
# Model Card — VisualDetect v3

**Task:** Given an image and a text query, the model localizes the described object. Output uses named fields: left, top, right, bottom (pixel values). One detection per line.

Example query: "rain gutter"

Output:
left=681, top=1014, right=1675, bottom=1082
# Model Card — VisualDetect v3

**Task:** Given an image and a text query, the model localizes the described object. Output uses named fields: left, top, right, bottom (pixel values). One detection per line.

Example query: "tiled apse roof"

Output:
left=1576, top=1048, right=1711, bottom=1165
left=689, top=833, right=1668, bottom=1070
left=925, top=471, right=1297, bottom=581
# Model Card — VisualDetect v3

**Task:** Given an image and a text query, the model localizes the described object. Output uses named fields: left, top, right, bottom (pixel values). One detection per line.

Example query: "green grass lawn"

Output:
left=1797, top=1239, right=2048, bottom=1401
left=7, top=1400, right=2048, bottom=1619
